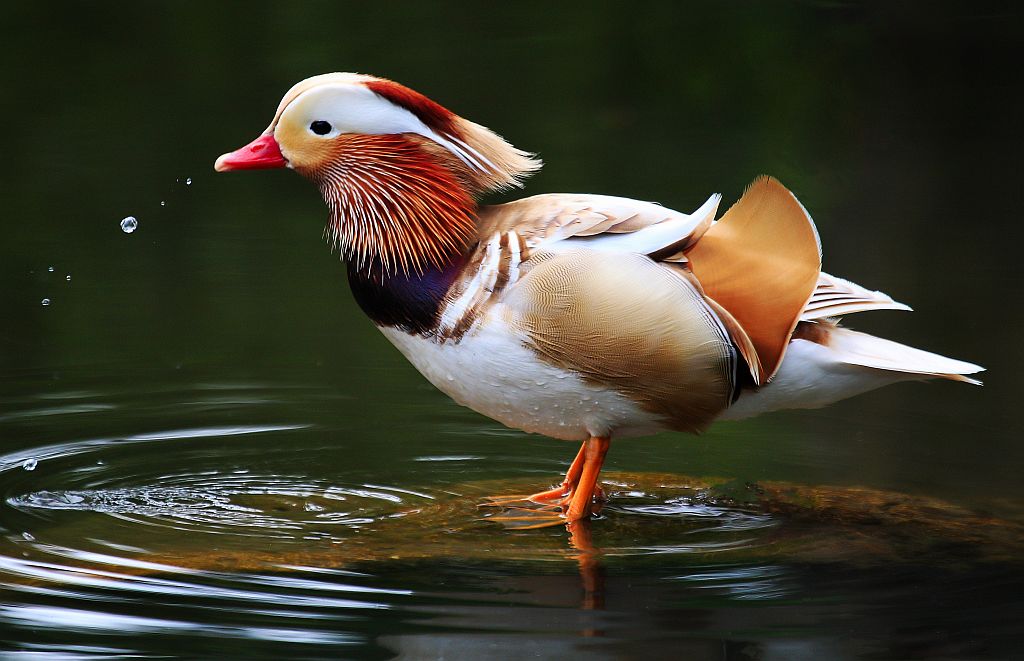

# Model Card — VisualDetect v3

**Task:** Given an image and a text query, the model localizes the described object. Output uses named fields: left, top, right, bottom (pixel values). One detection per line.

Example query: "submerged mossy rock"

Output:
left=12, top=472, right=1022, bottom=578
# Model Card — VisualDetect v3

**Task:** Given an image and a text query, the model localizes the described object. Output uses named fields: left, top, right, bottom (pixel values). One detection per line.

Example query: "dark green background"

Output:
left=3, top=1, right=1018, bottom=497
left=0, top=2, right=1021, bottom=657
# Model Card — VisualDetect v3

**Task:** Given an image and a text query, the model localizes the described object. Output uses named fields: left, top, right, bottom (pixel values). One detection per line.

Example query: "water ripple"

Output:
left=3, top=384, right=1010, bottom=659
left=0, top=604, right=360, bottom=645
left=0, top=552, right=396, bottom=611
left=8, top=472, right=435, bottom=540
left=667, top=564, right=794, bottom=600
left=0, top=424, right=309, bottom=473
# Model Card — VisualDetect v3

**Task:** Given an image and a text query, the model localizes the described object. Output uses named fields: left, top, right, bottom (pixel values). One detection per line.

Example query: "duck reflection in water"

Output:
left=567, top=519, right=606, bottom=625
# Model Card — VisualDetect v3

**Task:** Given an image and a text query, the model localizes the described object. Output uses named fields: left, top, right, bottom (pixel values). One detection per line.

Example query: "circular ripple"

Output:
left=9, top=473, right=435, bottom=540
left=0, top=421, right=441, bottom=548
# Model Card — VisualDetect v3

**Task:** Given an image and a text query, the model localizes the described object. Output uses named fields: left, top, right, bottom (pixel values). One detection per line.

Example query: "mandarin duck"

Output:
left=215, top=73, right=983, bottom=524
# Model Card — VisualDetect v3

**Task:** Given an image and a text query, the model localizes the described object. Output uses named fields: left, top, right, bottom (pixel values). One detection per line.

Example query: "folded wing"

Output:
left=477, top=178, right=824, bottom=387
left=476, top=192, right=719, bottom=259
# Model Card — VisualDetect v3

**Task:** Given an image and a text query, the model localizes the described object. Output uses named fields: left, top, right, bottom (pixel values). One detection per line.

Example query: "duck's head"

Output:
left=215, top=73, right=540, bottom=273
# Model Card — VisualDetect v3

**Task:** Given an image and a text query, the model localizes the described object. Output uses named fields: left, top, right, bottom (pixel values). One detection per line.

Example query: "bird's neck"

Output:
left=347, top=252, right=470, bottom=334
left=303, top=133, right=480, bottom=275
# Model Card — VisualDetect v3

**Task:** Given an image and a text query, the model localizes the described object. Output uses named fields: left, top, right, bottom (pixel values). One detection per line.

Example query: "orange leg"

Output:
left=564, top=436, right=610, bottom=522
left=526, top=440, right=587, bottom=503
left=482, top=436, right=610, bottom=528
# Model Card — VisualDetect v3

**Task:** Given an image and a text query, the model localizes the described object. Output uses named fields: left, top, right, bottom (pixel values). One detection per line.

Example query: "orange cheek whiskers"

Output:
left=306, top=135, right=478, bottom=275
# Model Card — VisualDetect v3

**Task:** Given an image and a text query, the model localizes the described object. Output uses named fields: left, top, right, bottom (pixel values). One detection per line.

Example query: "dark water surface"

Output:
left=2, top=2, right=1023, bottom=659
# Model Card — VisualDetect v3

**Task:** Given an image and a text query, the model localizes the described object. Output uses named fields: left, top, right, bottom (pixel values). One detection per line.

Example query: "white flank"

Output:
left=719, top=339, right=901, bottom=420
left=380, top=318, right=666, bottom=441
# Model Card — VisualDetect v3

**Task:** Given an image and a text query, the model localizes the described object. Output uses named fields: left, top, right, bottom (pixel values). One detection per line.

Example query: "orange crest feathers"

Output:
left=363, top=78, right=542, bottom=195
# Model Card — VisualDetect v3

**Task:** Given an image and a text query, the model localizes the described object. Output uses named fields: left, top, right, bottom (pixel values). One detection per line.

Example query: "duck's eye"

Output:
left=310, top=120, right=332, bottom=136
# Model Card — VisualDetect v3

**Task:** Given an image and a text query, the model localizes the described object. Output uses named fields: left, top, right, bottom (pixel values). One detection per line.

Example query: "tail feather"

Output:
left=817, top=323, right=984, bottom=385
left=719, top=321, right=984, bottom=421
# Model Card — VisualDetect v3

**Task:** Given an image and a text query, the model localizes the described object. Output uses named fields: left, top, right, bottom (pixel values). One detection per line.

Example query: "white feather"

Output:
left=822, top=325, right=983, bottom=378
left=437, top=233, right=502, bottom=334
left=279, top=81, right=490, bottom=173
left=801, top=272, right=912, bottom=321
left=720, top=329, right=984, bottom=421
left=546, top=194, right=719, bottom=256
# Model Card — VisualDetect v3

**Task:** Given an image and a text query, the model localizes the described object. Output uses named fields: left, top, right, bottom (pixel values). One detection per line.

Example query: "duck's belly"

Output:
left=379, top=323, right=667, bottom=441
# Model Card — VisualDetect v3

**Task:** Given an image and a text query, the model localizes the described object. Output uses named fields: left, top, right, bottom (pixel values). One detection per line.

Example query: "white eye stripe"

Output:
left=281, top=83, right=493, bottom=174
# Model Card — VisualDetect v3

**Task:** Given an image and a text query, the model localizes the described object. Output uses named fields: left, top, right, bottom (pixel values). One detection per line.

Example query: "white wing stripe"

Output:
left=545, top=194, right=720, bottom=256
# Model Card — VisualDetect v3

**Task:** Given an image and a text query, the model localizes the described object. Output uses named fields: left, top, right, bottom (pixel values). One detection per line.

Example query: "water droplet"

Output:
left=120, top=216, right=138, bottom=233
left=65, top=275, right=71, bottom=281
left=160, top=200, right=166, bottom=207
left=40, top=298, right=50, bottom=306
left=47, top=266, right=54, bottom=272
left=22, top=458, right=38, bottom=471
left=21, top=532, right=34, bottom=542
left=185, top=177, right=192, bottom=186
